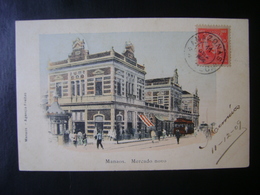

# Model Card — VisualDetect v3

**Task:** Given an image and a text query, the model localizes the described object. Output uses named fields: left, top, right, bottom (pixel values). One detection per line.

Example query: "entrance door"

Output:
left=75, top=122, right=85, bottom=134
left=95, top=115, right=104, bottom=133
left=96, top=122, right=103, bottom=133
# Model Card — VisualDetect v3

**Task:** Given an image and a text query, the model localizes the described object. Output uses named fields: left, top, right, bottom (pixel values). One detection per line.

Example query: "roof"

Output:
left=174, top=118, right=193, bottom=124
left=46, top=101, right=65, bottom=114
left=145, top=77, right=172, bottom=86
left=154, top=114, right=172, bottom=121
left=182, top=90, right=191, bottom=94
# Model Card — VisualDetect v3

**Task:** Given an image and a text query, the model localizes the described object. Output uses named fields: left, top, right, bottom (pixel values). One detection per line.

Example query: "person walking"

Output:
left=83, top=132, right=87, bottom=146
left=157, top=130, right=162, bottom=141
left=77, top=132, right=83, bottom=145
left=175, top=129, right=181, bottom=144
left=72, top=132, right=77, bottom=148
left=138, top=130, right=142, bottom=140
left=64, top=130, right=70, bottom=145
left=162, top=129, right=166, bottom=140
left=151, top=130, right=156, bottom=143
left=96, top=131, right=104, bottom=149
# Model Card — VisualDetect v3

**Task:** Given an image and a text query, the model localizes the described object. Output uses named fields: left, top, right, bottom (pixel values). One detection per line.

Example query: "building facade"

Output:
left=47, top=38, right=199, bottom=138
left=181, top=89, right=200, bottom=127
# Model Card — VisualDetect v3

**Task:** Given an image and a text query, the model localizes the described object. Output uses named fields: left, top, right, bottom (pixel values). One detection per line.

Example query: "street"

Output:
left=64, top=132, right=206, bottom=153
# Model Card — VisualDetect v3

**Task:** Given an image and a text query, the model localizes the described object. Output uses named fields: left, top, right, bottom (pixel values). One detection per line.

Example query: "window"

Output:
left=72, top=111, right=85, bottom=121
left=95, top=77, right=102, bottom=95
left=117, top=81, right=121, bottom=96
left=126, top=81, right=129, bottom=94
left=139, top=88, right=142, bottom=100
left=76, top=81, right=80, bottom=96
left=71, top=81, right=75, bottom=96
left=81, top=80, right=85, bottom=95
left=56, top=83, right=62, bottom=97
left=158, top=99, right=163, bottom=105
left=116, top=114, right=123, bottom=122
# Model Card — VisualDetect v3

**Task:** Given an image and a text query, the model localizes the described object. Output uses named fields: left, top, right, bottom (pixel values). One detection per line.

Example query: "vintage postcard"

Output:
left=16, top=18, right=249, bottom=171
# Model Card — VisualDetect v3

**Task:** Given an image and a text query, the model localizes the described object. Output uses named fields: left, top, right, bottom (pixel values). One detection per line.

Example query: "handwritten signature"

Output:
left=214, top=120, right=247, bottom=165
left=213, top=105, right=240, bottom=134
left=199, top=105, right=240, bottom=149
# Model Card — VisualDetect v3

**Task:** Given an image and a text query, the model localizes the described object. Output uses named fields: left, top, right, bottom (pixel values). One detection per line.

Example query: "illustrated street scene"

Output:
left=43, top=37, right=206, bottom=150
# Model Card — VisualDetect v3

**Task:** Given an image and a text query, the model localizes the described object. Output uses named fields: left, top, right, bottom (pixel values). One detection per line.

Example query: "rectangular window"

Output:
left=81, top=80, right=85, bottom=95
left=95, top=78, right=102, bottom=95
left=71, top=81, right=75, bottom=96
left=117, top=82, right=121, bottom=96
left=158, top=99, right=163, bottom=105
left=76, top=81, right=80, bottom=96
left=126, top=81, right=129, bottom=94
left=72, top=112, right=76, bottom=121
left=56, top=83, right=62, bottom=97
left=128, top=83, right=131, bottom=94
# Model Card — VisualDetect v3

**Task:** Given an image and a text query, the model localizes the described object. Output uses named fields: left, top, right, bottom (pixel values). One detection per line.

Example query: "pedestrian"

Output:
left=194, top=128, right=197, bottom=137
left=151, top=130, right=156, bottom=143
left=162, top=129, right=166, bottom=140
left=138, top=130, right=142, bottom=140
left=73, top=132, right=77, bottom=148
left=175, top=129, right=181, bottom=144
left=157, top=130, right=162, bottom=141
left=185, top=125, right=188, bottom=134
left=83, top=132, right=87, bottom=146
left=64, top=130, right=70, bottom=145
left=77, top=132, right=83, bottom=145
left=96, top=131, right=104, bottom=149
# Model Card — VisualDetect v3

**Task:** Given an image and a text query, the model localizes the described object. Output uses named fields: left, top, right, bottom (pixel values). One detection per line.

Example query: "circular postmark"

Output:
left=184, top=32, right=226, bottom=74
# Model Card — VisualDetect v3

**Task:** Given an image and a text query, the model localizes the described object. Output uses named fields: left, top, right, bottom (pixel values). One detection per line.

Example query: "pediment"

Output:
left=116, top=70, right=124, bottom=76
left=54, top=75, right=63, bottom=81
left=93, top=69, right=104, bottom=75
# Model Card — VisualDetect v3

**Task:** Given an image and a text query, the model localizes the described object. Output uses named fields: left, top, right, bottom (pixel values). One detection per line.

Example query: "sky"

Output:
left=39, top=32, right=216, bottom=124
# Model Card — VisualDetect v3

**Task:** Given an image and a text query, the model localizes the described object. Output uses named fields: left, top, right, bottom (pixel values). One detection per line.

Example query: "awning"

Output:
left=154, top=114, right=171, bottom=122
left=138, top=114, right=154, bottom=127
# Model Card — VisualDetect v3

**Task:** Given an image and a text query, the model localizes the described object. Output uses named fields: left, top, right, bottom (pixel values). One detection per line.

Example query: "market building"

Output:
left=46, top=38, right=199, bottom=139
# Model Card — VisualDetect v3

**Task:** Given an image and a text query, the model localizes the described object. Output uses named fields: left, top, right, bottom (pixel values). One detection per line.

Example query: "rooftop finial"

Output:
left=72, top=38, right=85, bottom=50
left=173, top=68, right=179, bottom=84
left=125, top=41, right=135, bottom=53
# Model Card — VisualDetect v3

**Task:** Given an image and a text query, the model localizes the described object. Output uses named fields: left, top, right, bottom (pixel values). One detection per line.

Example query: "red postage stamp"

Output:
left=196, top=26, right=230, bottom=66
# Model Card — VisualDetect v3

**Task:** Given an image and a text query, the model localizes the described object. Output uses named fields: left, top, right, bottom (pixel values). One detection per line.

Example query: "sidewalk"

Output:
left=110, top=138, right=152, bottom=144
left=84, top=137, right=153, bottom=145
left=70, top=134, right=200, bottom=146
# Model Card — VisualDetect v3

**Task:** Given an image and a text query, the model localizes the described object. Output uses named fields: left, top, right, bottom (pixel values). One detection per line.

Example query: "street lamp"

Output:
left=116, top=115, right=122, bottom=144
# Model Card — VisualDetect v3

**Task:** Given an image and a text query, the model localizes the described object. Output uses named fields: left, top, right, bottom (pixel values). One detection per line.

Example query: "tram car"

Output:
left=173, top=118, right=194, bottom=135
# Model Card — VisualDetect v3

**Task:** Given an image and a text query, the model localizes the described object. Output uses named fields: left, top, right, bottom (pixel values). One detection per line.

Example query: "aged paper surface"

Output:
left=16, top=18, right=249, bottom=171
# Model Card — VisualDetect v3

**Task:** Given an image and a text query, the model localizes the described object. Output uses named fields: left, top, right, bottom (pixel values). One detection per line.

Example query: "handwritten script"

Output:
left=213, top=120, right=247, bottom=165
left=199, top=105, right=240, bottom=149
left=212, top=105, right=240, bottom=134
